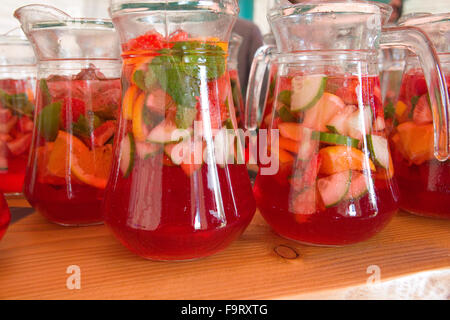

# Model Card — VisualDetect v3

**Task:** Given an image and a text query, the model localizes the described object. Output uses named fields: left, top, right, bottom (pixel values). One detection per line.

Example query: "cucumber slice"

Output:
left=318, top=170, right=352, bottom=208
left=147, top=119, right=192, bottom=144
left=367, top=134, right=390, bottom=169
left=120, top=132, right=135, bottom=178
left=290, top=75, right=327, bottom=112
left=313, top=131, right=360, bottom=148
left=344, top=171, right=368, bottom=201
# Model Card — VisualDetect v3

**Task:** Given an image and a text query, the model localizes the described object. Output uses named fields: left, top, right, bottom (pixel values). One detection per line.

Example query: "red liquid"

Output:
left=104, top=157, right=255, bottom=260
left=0, top=193, right=11, bottom=240
left=255, top=73, right=398, bottom=245
left=0, top=78, right=35, bottom=194
left=24, top=68, right=120, bottom=225
left=390, top=71, right=450, bottom=219
left=254, top=174, right=398, bottom=245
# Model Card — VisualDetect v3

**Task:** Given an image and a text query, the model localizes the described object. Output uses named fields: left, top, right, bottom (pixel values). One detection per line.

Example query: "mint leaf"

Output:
left=37, top=102, right=62, bottom=141
left=39, top=79, right=52, bottom=107
left=0, top=89, right=34, bottom=117
left=277, top=90, right=292, bottom=107
left=384, top=101, right=395, bottom=119
left=72, top=113, right=102, bottom=138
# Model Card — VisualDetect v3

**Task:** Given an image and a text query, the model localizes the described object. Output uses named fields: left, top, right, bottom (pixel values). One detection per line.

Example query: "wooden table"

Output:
left=1, top=199, right=449, bottom=300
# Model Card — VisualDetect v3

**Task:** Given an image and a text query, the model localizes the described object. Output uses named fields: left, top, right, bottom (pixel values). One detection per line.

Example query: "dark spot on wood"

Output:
left=274, top=245, right=300, bottom=260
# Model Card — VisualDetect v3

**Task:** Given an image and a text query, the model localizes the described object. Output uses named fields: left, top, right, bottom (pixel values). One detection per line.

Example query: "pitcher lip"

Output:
left=398, top=12, right=450, bottom=27
left=31, top=18, right=114, bottom=30
left=269, top=0, right=393, bottom=25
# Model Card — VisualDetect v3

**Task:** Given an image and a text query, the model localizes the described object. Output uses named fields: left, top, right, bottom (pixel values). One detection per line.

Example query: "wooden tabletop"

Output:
left=0, top=199, right=449, bottom=300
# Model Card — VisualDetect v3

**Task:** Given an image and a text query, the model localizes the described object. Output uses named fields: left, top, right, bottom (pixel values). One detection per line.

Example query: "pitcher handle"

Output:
left=245, top=45, right=276, bottom=131
left=381, top=26, right=449, bottom=161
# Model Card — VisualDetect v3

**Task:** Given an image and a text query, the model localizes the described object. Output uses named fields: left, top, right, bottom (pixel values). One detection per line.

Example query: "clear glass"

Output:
left=247, top=1, right=449, bottom=245
left=0, top=29, right=36, bottom=196
left=228, top=33, right=245, bottom=128
left=389, top=13, right=450, bottom=219
left=15, top=5, right=122, bottom=226
left=0, top=192, right=10, bottom=241
left=104, top=0, right=256, bottom=261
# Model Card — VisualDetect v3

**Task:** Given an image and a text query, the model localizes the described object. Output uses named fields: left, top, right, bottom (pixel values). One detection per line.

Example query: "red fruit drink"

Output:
left=0, top=192, right=11, bottom=240
left=0, top=78, right=35, bottom=194
left=102, top=31, right=256, bottom=260
left=24, top=66, right=121, bottom=225
left=255, top=74, right=398, bottom=245
left=390, top=70, right=450, bottom=219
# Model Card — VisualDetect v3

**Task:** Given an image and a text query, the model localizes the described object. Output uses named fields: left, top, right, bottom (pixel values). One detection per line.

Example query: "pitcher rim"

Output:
left=30, top=18, right=114, bottom=31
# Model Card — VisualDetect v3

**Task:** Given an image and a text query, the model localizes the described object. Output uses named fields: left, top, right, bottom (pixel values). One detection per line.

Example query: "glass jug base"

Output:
left=401, top=208, right=450, bottom=220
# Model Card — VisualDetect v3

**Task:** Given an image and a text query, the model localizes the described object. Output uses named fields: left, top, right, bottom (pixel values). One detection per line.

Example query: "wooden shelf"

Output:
left=0, top=199, right=449, bottom=299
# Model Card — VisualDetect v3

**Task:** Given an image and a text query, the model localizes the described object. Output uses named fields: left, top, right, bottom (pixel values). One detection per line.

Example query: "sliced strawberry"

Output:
left=0, top=108, right=12, bottom=123
left=169, top=30, right=189, bottom=43
left=6, top=133, right=32, bottom=156
left=334, top=78, right=359, bottom=105
left=0, top=116, right=18, bottom=134
left=146, top=88, right=174, bottom=115
left=16, top=116, right=34, bottom=133
left=0, top=133, right=12, bottom=142
left=413, top=94, right=433, bottom=125
left=60, top=97, right=86, bottom=129
left=123, top=31, right=165, bottom=52
left=93, top=120, right=116, bottom=147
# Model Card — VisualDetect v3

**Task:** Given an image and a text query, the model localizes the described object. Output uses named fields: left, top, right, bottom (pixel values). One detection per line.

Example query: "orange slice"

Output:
left=319, top=146, right=376, bottom=175
left=123, top=85, right=139, bottom=120
left=396, top=121, right=434, bottom=165
left=132, top=92, right=147, bottom=142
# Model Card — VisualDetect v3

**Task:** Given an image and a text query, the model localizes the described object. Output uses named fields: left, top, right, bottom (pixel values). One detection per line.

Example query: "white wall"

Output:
left=0, top=0, right=110, bottom=34
left=403, top=0, right=450, bottom=15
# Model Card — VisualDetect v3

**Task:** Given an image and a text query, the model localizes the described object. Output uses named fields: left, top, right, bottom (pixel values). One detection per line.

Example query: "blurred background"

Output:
left=0, top=0, right=448, bottom=34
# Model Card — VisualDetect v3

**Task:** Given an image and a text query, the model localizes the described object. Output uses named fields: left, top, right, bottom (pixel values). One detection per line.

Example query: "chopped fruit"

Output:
left=346, top=106, right=373, bottom=140
left=334, top=79, right=359, bottom=105
left=132, top=92, right=147, bottom=142
left=277, top=90, right=292, bottom=108
left=147, top=118, right=191, bottom=144
left=319, top=145, right=376, bottom=175
left=375, top=152, right=394, bottom=180
left=396, top=121, right=434, bottom=165
left=290, top=75, right=327, bottom=112
left=146, top=88, right=174, bottom=115
left=367, top=134, right=390, bottom=169
left=344, top=171, right=368, bottom=201
left=272, top=145, right=295, bottom=163
left=303, top=92, right=345, bottom=131
left=71, top=142, right=112, bottom=190
left=278, top=122, right=305, bottom=141
left=165, top=138, right=203, bottom=176
left=317, top=170, right=352, bottom=208
left=278, top=105, right=295, bottom=122
left=395, top=100, right=409, bottom=123
left=0, top=109, right=12, bottom=123
left=0, top=115, right=18, bottom=134
left=93, top=120, right=116, bottom=147
left=16, top=116, right=34, bottom=133
left=123, top=31, right=165, bottom=52
left=326, top=105, right=356, bottom=135
left=36, top=143, right=65, bottom=185
left=122, top=85, right=138, bottom=120
left=120, top=132, right=135, bottom=178
left=6, top=133, right=32, bottom=156
left=278, top=137, right=300, bottom=154
left=136, top=141, right=161, bottom=160
left=60, top=97, right=86, bottom=129
left=47, top=130, right=76, bottom=178
left=291, top=187, right=317, bottom=216
left=412, top=94, right=433, bottom=125
left=373, top=116, right=386, bottom=131
left=313, top=131, right=360, bottom=148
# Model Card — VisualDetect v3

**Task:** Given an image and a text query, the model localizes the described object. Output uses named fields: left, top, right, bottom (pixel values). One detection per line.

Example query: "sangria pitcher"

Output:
left=0, top=28, right=36, bottom=195
left=15, top=5, right=122, bottom=226
left=104, top=0, right=255, bottom=260
left=247, top=1, right=449, bottom=245
left=228, top=33, right=245, bottom=128
left=391, top=13, right=450, bottom=219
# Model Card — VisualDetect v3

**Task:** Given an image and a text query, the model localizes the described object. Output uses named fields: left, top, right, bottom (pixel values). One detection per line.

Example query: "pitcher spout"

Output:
left=14, top=4, right=71, bottom=36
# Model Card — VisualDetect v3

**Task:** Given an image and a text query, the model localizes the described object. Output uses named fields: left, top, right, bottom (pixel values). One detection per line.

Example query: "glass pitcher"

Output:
left=104, top=0, right=256, bottom=261
left=0, top=192, right=11, bottom=241
left=390, top=13, right=450, bottom=219
left=228, top=33, right=245, bottom=128
left=14, top=5, right=122, bottom=226
left=0, top=28, right=36, bottom=196
left=247, top=1, right=449, bottom=246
